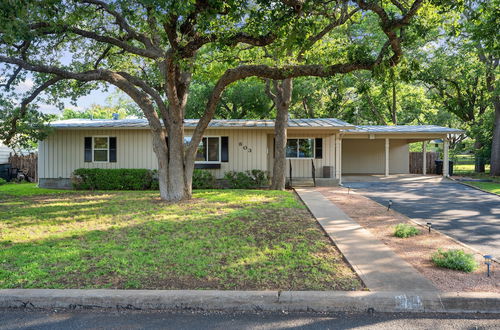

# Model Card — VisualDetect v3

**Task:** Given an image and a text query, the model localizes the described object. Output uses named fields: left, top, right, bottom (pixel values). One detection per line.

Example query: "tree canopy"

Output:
left=3, top=0, right=490, bottom=200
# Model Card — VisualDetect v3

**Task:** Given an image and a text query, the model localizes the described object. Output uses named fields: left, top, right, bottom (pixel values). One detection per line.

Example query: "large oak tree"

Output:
left=1, top=0, right=425, bottom=201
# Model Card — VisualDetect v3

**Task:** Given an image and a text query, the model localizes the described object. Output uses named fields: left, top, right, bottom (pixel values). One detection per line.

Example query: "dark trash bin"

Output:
left=0, top=164, right=11, bottom=181
left=435, top=160, right=453, bottom=175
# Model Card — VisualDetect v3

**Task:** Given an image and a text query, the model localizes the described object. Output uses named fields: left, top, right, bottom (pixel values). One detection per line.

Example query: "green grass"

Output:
left=0, top=184, right=362, bottom=290
left=453, top=164, right=492, bottom=176
left=394, top=223, right=420, bottom=238
left=0, top=183, right=77, bottom=196
left=463, top=181, right=500, bottom=195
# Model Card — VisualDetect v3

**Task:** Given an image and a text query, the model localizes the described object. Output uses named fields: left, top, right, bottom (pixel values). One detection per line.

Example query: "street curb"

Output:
left=1, top=289, right=499, bottom=314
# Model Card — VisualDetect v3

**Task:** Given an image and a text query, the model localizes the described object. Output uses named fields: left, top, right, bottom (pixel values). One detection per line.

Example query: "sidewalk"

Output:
left=295, top=188, right=437, bottom=292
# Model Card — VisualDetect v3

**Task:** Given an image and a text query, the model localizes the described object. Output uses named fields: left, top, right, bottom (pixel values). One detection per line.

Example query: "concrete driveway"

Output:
left=344, top=180, right=500, bottom=259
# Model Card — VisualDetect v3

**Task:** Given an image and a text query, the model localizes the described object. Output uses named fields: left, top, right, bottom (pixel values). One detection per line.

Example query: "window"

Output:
left=84, top=137, right=116, bottom=163
left=93, top=137, right=109, bottom=162
left=286, top=138, right=315, bottom=158
left=185, top=136, right=221, bottom=163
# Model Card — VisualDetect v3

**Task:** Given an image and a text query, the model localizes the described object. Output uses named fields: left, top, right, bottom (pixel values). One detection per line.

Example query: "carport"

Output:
left=340, top=125, right=463, bottom=178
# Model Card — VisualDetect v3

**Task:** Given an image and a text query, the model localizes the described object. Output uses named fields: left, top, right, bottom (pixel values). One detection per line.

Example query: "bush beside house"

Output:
left=72, top=168, right=153, bottom=190
left=71, top=168, right=269, bottom=190
left=224, top=170, right=269, bottom=189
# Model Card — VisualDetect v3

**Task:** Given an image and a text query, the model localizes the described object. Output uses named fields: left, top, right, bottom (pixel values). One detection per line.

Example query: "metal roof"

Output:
left=344, top=125, right=463, bottom=134
left=49, top=118, right=354, bottom=129
left=49, top=119, right=463, bottom=134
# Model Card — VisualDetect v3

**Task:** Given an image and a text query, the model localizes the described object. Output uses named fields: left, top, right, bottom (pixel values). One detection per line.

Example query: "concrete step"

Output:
left=288, top=179, right=315, bottom=187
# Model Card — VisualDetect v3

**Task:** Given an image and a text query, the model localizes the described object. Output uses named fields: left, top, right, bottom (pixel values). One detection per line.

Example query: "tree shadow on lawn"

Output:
left=0, top=190, right=363, bottom=291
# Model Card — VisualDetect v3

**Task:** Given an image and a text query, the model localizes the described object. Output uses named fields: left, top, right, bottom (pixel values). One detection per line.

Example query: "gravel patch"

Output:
left=316, top=187, right=500, bottom=293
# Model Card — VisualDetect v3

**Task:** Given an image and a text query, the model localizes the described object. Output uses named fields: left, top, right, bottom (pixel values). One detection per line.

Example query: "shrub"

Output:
left=0, top=178, right=6, bottom=185
left=72, top=168, right=153, bottom=190
left=192, top=169, right=216, bottom=189
left=431, top=249, right=478, bottom=272
left=224, top=170, right=269, bottom=189
left=394, top=223, right=420, bottom=238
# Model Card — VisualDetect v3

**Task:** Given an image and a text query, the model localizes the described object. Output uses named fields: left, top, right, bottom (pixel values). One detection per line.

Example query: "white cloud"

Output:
left=37, top=103, right=61, bottom=114
left=15, top=78, right=35, bottom=92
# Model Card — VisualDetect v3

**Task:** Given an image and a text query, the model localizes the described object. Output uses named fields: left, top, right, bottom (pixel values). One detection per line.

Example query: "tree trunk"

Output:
left=153, top=61, right=193, bottom=202
left=474, top=139, right=485, bottom=173
left=270, top=79, right=293, bottom=190
left=490, top=96, right=500, bottom=176
left=391, top=81, right=397, bottom=125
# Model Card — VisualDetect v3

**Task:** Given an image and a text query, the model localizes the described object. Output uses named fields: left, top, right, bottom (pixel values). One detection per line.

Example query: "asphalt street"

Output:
left=1, top=309, right=500, bottom=330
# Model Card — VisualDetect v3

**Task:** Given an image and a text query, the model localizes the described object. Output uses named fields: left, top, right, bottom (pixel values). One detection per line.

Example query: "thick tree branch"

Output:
left=26, top=22, right=161, bottom=59
left=79, top=0, right=156, bottom=49
left=0, top=66, right=22, bottom=90
left=4, top=76, right=63, bottom=144
left=179, top=32, right=276, bottom=58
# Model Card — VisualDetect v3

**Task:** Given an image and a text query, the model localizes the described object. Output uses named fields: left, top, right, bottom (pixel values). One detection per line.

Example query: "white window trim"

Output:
left=285, top=137, right=315, bottom=160
left=185, top=136, right=222, bottom=164
left=92, top=136, right=110, bottom=163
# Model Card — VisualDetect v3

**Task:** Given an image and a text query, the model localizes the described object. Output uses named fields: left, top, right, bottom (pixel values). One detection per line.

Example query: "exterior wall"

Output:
left=38, top=128, right=268, bottom=180
left=342, top=139, right=409, bottom=174
left=38, top=129, right=157, bottom=179
left=279, top=133, right=336, bottom=178
left=0, top=143, right=12, bottom=164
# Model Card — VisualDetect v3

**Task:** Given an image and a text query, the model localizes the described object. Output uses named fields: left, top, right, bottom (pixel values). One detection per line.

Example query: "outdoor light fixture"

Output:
left=387, top=200, right=393, bottom=211
left=426, top=222, right=432, bottom=233
left=484, top=255, right=493, bottom=277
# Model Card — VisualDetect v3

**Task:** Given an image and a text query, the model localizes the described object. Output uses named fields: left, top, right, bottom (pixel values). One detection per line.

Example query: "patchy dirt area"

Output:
left=316, top=187, right=500, bottom=293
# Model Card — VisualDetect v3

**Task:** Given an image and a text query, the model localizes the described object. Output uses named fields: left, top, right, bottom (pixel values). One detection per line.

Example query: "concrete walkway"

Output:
left=295, top=188, right=437, bottom=292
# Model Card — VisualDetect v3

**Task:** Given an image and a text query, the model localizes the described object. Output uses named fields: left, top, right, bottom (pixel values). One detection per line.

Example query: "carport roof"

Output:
left=344, top=125, right=464, bottom=134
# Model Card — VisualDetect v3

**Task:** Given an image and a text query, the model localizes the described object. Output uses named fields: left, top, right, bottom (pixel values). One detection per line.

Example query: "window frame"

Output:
left=92, top=136, right=110, bottom=163
left=185, top=136, right=222, bottom=164
left=285, top=138, right=315, bottom=159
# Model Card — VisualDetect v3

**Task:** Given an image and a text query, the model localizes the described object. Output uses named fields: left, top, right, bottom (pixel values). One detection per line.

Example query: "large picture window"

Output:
left=185, top=136, right=220, bottom=163
left=93, top=137, right=109, bottom=162
left=286, top=138, right=314, bottom=158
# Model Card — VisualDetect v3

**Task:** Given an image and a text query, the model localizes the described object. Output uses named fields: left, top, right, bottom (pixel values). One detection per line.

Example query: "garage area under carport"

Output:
left=339, top=125, right=463, bottom=178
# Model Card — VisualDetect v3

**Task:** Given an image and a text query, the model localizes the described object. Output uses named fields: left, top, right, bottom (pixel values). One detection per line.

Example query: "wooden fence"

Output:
left=8, top=153, right=38, bottom=182
left=409, top=152, right=439, bottom=174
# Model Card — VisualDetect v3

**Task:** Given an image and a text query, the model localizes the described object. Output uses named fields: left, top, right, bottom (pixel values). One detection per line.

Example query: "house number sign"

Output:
left=238, top=142, right=252, bottom=153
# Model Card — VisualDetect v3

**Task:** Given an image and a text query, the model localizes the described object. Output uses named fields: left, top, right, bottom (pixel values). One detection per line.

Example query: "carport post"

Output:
left=443, top=137, right=449, bottom=177
left=385, top=138, right=390, bottom=176
left=335, top=135, right=342, bottom=184
left=422, top=141, right=427, bottom=175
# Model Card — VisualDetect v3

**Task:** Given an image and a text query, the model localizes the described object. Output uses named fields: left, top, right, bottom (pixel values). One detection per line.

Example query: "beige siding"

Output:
left=38, top=129, right=156, bottom=179
left=342, top=139, right=409, bottom=174
left=267, top=133, right=337, bottom=178
left=39, top=128, right=414, bottom=180
left=184, top=128, right=268, bottom=178
left=38, top=128, right=269, bottom=179
left=0, top=143, right=12, bottom=164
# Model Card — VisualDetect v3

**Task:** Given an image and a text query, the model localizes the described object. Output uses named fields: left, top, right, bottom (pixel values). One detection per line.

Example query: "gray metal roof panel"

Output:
left=49, top=119, right=461, bottom=133
left=345, top=125, right=464, bottom=134
left=50, top=118, right=355, bottom=129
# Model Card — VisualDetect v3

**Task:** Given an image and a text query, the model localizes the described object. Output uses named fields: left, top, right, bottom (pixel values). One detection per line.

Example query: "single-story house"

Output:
left=38, top=118, right=462, bottom=189
left=0, top=143, right=14, bottom=165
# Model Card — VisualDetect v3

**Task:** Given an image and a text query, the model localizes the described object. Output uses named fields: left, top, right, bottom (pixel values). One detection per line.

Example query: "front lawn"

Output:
left=463, top=181, right=500, bottom=195
left=0, top=184, right=362, bottom=290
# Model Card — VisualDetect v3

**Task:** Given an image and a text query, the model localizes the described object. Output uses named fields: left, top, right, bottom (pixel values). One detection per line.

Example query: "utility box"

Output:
left=323, top=166, right=333, bottom=178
